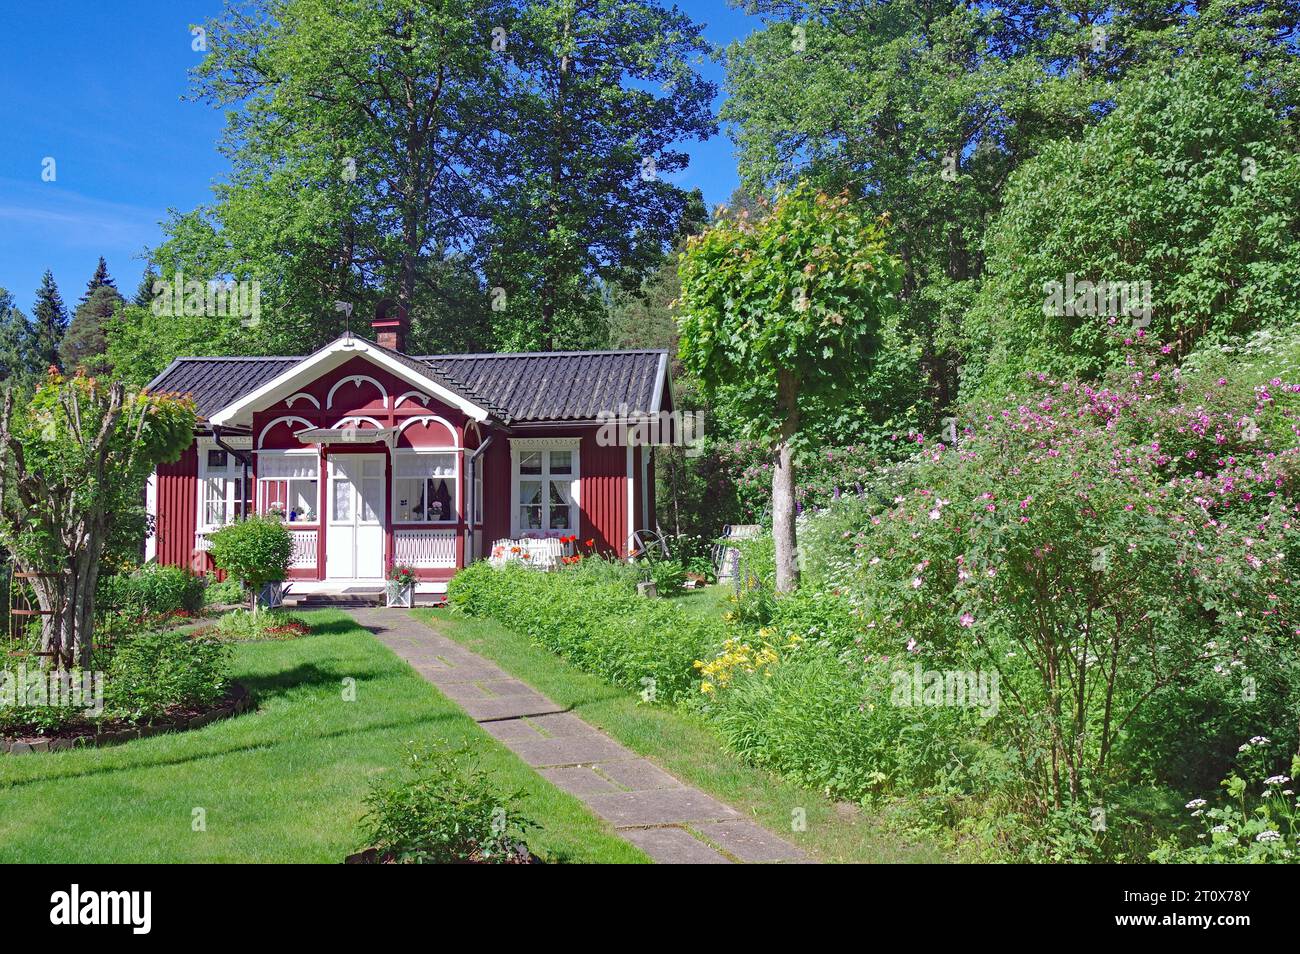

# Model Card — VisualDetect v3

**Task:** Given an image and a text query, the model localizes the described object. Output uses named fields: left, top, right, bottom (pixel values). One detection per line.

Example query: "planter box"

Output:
left=257, top=582, right=286, bottom=610
left=386, top=581, right=414, bottom=608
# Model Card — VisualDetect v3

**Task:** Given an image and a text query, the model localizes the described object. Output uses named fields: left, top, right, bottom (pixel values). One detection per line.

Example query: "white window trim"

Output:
left=510, top=437, right=581, bottom=537
left=196, top=438, right=249, bottom=533
left=256, top=448, right=322, bottom=525
left=392, top=448, right=461, bottom=525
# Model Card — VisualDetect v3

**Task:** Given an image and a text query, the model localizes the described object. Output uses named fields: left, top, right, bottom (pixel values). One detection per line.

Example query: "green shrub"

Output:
left=97, top=564, right=206, bottom=622
left=449, top=561, right=723, bottom=703
left=697, top=638, right=979, bottom=801
left=210, top=609, right=310, bottom=642
left=207, top=516, right=292, bottom=610
left=101, top=629, right=229, bottom=722
left=203, top=578, right=246, bottom=606
left=360, top=741, right=533, bottom=864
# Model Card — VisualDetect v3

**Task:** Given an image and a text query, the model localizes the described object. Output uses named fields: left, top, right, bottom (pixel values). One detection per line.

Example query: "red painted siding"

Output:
left=155, top=445, right=198, bottom=570
left=580, top=432, right=628, bottom=557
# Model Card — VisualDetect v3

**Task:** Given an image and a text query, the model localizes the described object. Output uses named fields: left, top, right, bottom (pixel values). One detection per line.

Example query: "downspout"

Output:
left=466, top=434, right=494, bottom=562
left=212, top=424, right=254, bottom=521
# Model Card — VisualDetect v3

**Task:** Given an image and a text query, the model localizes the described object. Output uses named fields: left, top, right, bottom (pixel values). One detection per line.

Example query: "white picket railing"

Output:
left=394, top=529, right=457, bottom=568
left=196, top=528, right=317, bottom=568
left=290, top=529, right=318, bottom=568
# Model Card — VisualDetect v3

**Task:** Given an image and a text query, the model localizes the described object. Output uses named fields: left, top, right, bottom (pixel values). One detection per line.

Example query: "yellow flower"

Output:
left=700, top=681, right=714, bottom=694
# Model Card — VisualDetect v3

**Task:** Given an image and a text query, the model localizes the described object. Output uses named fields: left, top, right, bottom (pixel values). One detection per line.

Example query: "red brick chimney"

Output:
left=372, top=298, right=408, bottom=353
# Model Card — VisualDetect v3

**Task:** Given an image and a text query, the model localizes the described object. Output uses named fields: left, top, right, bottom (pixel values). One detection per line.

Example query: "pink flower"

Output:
left=959, top=613, right=974, bottom=628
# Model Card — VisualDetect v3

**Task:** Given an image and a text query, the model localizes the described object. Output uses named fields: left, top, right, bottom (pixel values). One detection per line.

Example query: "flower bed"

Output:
left=2, top=683, right=252, bottom=754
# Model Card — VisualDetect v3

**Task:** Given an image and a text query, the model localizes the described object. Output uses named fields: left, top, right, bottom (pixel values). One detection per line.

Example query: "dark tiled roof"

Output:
left=149, top=356, right=302, bottom=418
left=147, top=344, right=668, bottom=424
left=421, top=351, right=667, bottom=422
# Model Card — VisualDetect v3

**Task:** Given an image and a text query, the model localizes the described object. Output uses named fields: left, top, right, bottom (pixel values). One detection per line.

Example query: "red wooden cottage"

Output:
left=145, top=310, right=671, bottom=593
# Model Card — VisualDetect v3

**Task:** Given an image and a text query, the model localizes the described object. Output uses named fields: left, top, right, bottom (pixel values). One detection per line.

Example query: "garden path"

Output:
left=348, top=608, right=811, bottom=864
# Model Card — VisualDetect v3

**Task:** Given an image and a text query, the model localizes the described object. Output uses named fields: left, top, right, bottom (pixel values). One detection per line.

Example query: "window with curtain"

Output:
left=200, top=447, right=246, bottom=530
left=258, top=453, right=319, bottom=523
left=395, top=452, right=457, bottom=523
left=516, top=448, right=576, bottom=532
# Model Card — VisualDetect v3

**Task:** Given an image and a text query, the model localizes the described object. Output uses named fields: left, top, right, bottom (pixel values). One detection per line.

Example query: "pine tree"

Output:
left=82, top=256, right=117, bottom=303
left=0, top=288, right=31, bottom=383
left=133, top=264, right=159, bottom=307
left=29, top=270, right=68, bottom=373
left=61, top=283, right=122, bottom=374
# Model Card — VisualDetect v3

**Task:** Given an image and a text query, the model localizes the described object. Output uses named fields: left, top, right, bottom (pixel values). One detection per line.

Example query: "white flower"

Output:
left=1250, top=736, right=1271, bottom=745
left=1185, top=799, right=1207, bottom=810
left=1257, top=830, right=1281, bottom=843
left=1210, top=825, right=1230, bottom=834
left=1264, top=775, right=1291, bottom=786
left=912, top=577, right=923, bottom=588
left=929, top=509, right=941, bottom=520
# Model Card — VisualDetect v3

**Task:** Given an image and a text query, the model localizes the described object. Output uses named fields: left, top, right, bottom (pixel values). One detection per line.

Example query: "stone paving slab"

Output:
left=692, top=820, right=810, bottom=863
left=539, top=765, right=624, bottom=797
left=620, top=827, right=734, bottom=864
left=458, top=696, right=567, bottom=722
left=349, top=609, right=813, bottom=865
left=509, top=733, right=637, bottom=767
left=584, top=789, right=742, bottom=828
left=595, top=759, right=685, bottom=791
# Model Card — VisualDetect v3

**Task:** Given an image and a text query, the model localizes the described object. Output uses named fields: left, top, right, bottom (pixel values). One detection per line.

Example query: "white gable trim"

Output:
left=399, top=414, right=461, bottom=448
left=327, top=374, right=388, bottom=409
left=257, top=415, right=315, bottom=448
left=284, top=392, right=320, bottom=409
left=395, top=390, right=432, bottom=408
left=208, top=337, right=490, bottom=426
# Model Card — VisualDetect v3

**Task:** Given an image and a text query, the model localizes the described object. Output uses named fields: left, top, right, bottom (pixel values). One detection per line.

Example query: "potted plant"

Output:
left=386, top=564, right=417, bottom=608
left=207, top=515, right=292, bottom=615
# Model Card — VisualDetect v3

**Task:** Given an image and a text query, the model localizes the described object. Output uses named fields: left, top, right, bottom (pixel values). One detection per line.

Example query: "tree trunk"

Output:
left=772, top=370, right=800, bottom=593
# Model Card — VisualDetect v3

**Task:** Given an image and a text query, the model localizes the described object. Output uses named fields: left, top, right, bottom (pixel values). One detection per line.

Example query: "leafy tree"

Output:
left=678, top=182, right=902, bottom=591
left=175, top=0, right=508, bottom=352
left=721, top=2, right=1300, bottom=417
left=965, top=55, right=1300, bottom=395
left=133, top=264, right=159, bottom=307
left=29, top=270, right=68, bottom=373
left=206, top=516, right=292, bottom=614
left=485, top=0, right=717, bottom=349
left=0, top=373, right=195, bottom=665
left=60, top=283, right=123, bottom=374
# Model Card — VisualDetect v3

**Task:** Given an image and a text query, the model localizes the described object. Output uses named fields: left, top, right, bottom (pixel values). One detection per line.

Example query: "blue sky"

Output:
left=0, top=1, right=760, bottom=314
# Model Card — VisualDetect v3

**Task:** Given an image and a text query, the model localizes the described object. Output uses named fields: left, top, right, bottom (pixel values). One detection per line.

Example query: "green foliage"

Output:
left=209, top=608, right=311, bottom=642
left=449, top=560, right=722, bottom=703
left=97, top=564, right=206, bottom=623
left=207, top=516, right=293, bottom=598
left=360, top=741, right=534, bottom=864
left=1152, top=745, right=1300, bottom=864
left=29, top=270, right=68, bottom=375
left=967, top=56, right=1300, bottom=395
left=100, top=629, right=230, bottom=723
left=60, top=284, right=123, bottom=375
left=203, top=577, right=247, bottom=606
left=678, top=181, right=902, bottom=442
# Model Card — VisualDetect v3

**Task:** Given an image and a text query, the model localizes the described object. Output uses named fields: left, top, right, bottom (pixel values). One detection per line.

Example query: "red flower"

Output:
left=585, top=538, right=594, bottom=547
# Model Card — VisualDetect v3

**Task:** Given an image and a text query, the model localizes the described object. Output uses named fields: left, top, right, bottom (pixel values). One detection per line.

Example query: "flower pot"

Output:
left=386, top=581, right=414, bottom=608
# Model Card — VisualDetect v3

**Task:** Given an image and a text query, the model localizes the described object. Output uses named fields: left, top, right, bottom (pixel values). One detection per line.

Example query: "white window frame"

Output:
left=256, top=449, right=321, bottom=525
left=197, top=439, right=249, bottom=533
left=392, top=449, right=461, bottom=525
left=510, top=437, right=581, bottom=536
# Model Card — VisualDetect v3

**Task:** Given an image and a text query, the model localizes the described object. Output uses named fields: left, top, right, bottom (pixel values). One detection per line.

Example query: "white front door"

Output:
left=327, top=454, right=385, bottom=581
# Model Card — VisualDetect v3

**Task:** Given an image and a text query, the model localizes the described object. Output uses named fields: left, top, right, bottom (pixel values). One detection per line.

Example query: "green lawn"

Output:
left=0, top=609, right=645, bottom=864
left=413, top=594, right=949, bottom=864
